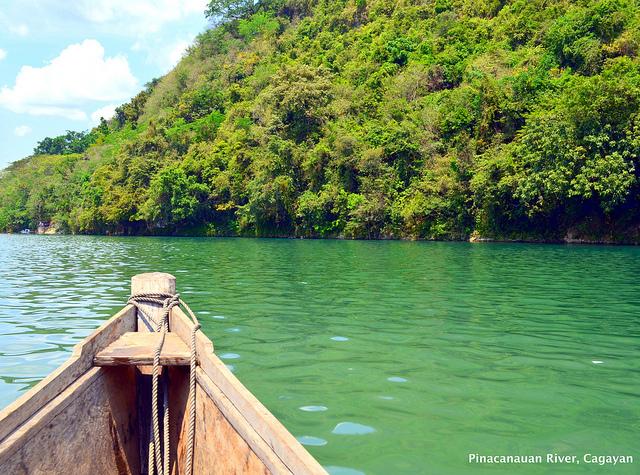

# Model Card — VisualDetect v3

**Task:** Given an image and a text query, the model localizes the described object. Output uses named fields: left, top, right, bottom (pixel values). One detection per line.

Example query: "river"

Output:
left=0, top=235, right=638, bottom=474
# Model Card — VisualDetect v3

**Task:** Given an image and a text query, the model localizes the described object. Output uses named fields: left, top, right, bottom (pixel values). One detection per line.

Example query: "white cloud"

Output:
left=0, top=49, right=6, bottom=61
left=14, top=125, right=32, bottom=137
left=0, top=39, right=138, bottom=121
left=91, top=104, right=117, bottom=124
left=72, top=0, right=207, bottom=34
left=131, top=36, right=195, bottom=73
left=0, top=1, right=207, bottom=37
left=9, top=24, right=29, bottom=37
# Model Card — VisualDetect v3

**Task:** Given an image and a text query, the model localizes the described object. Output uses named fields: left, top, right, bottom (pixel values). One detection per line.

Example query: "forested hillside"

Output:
left=2, top=0, right=640, bottom=241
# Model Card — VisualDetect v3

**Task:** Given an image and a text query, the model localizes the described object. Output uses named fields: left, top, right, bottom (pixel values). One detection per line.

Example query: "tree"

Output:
left=256, top=64, right=333, bottom=142
left=139, top=166, right=209, bottom=228
left=33, top=131, right=95, bottom=155
left=3, top=0, right=640, bottom=241
left=205, top=0, right=256, bottom=22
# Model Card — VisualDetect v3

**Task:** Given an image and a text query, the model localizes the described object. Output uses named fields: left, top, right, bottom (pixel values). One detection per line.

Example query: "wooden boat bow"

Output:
left=0, top=273, right=327, bottom=475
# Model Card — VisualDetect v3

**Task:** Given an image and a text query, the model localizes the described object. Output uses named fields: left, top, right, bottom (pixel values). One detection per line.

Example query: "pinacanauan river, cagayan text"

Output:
left=468, top=453, right=633, bottom=466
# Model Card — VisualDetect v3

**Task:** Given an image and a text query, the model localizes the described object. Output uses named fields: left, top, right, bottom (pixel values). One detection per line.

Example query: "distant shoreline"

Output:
left=3, top=231, right=639, bottom=246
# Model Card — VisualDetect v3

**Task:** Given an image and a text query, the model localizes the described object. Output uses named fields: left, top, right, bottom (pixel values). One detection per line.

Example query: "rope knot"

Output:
left=162, top=293, right=180, bottom=309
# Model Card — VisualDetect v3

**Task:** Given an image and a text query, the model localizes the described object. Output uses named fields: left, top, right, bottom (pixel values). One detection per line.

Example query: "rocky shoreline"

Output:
left=8, top=227, right=640, bottom=245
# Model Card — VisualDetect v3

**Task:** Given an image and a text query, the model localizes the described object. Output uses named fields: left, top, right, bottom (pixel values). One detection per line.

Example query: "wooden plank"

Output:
left=103, top=366, right=140, bottom=475
left=94, top=332, right=190, bottom=366
left=168, top=367, right=189, bottom=475
left=0, top=367, right=136, bottom=474
left=0, top=305, right=136, bottom=444
left=170, top=307, right=326, bottom=475
left=195, top=368, right=291, bottom=474
left=190, top=377, right=270, bottom=475
left=0, top=368, right=103, bottom=463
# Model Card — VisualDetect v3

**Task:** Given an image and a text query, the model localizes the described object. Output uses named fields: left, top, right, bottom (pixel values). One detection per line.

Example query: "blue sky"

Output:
left=0, top=0, right=209, bottom=169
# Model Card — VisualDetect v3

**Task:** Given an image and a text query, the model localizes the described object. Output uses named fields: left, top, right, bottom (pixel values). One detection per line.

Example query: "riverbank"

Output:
left=8, top=227, right=640, bottom=245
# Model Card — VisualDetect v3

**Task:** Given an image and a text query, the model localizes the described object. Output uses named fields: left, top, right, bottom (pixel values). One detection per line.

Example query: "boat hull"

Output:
left=0, top=303, right=326, bottom=475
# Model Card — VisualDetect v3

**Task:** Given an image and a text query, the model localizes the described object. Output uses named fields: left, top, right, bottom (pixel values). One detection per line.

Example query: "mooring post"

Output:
left=131, top=272, right=176, bottom=332
left=130, top=273, right=176, bottom=374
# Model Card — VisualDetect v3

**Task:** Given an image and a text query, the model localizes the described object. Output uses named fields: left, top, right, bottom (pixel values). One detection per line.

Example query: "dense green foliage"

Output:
left=2, top=0, right=640, bottom=241
left=33, top=129, right=100, bottom=156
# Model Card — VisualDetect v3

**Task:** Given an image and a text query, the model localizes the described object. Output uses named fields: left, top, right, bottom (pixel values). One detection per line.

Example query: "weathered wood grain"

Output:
left=0, top=367, right=137, bottom=475
left=0, top=272, right=327, bottom=475
left=192, top=378, right=270, bottom=475
left=104, top=366, right=140, bottom=475
left=131, top=272, right=176, bottom=332
left=94, top=332, right=190, bottom=366
left=0, top=305, right=136, bottom=444
left=168, top=367, right=189, bottom=475
left=195, top=368, right=292, bottom=474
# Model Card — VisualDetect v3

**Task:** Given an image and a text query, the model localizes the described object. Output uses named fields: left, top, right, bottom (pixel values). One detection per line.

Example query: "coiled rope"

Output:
left=127, top=292, right=201, bottom=475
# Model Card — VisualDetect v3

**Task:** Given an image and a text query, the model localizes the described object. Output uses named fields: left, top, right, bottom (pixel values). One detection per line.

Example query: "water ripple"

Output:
left=0, top=236, right=639, bottom=474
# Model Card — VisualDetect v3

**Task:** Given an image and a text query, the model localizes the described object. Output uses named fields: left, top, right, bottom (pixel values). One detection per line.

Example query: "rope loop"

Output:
left=128, top=292, right=200, bottom=475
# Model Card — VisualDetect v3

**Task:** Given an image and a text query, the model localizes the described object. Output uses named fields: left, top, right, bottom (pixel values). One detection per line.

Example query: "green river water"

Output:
left=0, top=235, right=638, bottom=474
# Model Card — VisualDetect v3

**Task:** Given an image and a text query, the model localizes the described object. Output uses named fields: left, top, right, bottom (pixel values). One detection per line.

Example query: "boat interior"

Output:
left=0, top=274, right=326, bottom=475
